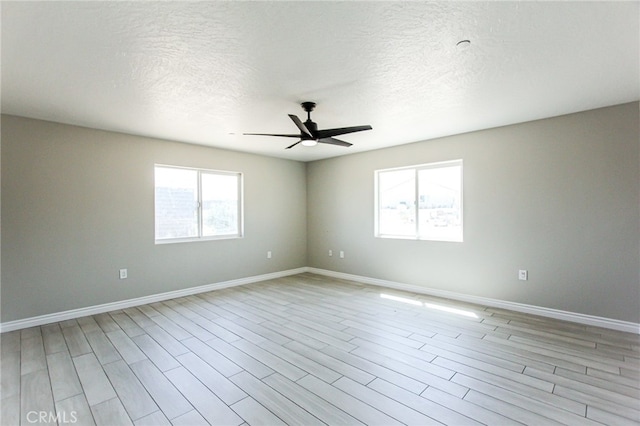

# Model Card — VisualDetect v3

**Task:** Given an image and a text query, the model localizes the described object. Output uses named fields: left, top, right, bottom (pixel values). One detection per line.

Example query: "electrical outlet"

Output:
left=328, top=250, right=333, bottom=257
left=518, top=269, right=528, bottom=281
left=339, top=251, right=345, bottom=259
left=267, top=251, right=272, bottom=259
left=119, top=269, right=128, bottom=280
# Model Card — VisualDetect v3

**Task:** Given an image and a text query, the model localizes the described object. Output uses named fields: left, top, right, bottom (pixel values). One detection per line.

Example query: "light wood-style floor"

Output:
left=2, top=273, right=639, bottom=425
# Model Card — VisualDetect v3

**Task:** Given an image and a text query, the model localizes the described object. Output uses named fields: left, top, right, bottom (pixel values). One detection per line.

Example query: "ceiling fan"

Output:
left=243, top=102, right=372, bottom=149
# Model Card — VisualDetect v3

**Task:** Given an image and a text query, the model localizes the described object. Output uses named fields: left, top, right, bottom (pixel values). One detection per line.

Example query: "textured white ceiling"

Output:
left=2, top=2, right=638, bottom=162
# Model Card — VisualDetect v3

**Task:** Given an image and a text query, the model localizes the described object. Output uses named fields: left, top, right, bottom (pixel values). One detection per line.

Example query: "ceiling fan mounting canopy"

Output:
left=301, top=101, right=317, bottom=113
left=243, top=101, right=372, bottom=149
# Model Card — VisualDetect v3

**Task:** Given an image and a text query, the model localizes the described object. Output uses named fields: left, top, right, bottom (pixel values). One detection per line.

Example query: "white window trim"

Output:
left=154, top=164, right=244, bottom=244
left=375, top=159, right=463, bottom=242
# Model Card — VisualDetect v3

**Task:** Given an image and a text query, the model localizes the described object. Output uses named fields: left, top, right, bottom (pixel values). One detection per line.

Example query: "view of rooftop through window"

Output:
left=376, top=160, right=462, bottom=242
left=155, top=165, right=242, bottom=242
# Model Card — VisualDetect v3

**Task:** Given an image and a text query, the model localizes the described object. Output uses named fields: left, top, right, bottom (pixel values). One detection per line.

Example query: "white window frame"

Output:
left=375, top=159, right=463, bottom=242
left=154, top=164, right=243, bottom=244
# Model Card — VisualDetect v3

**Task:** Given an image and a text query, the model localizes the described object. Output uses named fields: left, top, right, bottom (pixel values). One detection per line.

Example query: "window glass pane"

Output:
left=201, top=173, right=239, bottom=236
left=418, top=165, right=462, bottom=241
left=378, top=169, right=416, bottom=236
left=155, top=167, right=198, bottom=240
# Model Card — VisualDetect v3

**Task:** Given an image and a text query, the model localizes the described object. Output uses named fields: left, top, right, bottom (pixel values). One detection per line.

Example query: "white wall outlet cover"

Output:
left=119, top=269, right=128, bottom=279
left=518, top=270, right=528, bottom=280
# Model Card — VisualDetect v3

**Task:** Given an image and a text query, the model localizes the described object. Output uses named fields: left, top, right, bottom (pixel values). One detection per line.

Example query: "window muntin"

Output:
left=376, top=160, right=462, bottom=242
left=155, top=165, right=243, bottom=243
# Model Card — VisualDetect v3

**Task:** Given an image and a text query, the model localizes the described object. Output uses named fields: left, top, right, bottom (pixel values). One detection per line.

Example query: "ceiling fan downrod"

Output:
left=300, top=101, right=316, bottom=122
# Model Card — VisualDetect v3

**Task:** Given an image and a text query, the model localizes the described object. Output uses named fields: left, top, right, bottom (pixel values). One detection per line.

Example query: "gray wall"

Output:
left=1, top=115, right=307, bottom=322
left=307, top=102, right=640, bottom=323
left=3, top=103, right=639, bottom=325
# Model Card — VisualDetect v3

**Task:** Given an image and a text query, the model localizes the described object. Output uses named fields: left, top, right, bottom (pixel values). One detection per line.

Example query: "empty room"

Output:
left=1, top=2, right=639, bottom=425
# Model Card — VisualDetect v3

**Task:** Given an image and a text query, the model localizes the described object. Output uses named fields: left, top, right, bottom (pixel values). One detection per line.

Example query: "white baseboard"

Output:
left=3, top=266, right=638, bottom=335
left=0, top=268, right=307, bottom=333
left=306, top=268, right=640, bottom=335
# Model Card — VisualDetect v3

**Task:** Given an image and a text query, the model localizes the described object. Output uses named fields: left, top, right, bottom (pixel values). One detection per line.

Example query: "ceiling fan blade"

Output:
left=316, top=125, right=372, bottom=139
left=286, top=140, right=303, bottom=149
left=243, top=133, right=300, bottom=138
left=288, top=114, right=313, bottom=138
left=318, top=137, right=352, bottom=147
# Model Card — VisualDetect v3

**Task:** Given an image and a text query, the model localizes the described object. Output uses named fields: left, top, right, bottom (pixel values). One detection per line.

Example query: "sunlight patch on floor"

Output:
left=381, top=293, right=478, bottom=319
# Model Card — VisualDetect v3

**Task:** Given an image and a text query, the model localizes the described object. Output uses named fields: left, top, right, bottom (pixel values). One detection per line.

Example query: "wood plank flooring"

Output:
left=2, top=273, right=639, bottom=425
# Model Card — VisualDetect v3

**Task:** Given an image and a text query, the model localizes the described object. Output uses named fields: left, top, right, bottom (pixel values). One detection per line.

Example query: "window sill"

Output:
left=375, top=234, right=463, bottom=243
left=155, top=235, right=243, bottom=245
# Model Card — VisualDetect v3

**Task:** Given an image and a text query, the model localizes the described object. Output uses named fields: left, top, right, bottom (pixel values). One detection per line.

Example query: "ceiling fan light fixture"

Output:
left=301, top=139, right=318, bottom=147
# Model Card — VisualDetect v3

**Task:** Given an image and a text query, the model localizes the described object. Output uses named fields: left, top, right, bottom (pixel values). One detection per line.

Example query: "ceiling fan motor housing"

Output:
left=303, top=119, right=318, bottom=140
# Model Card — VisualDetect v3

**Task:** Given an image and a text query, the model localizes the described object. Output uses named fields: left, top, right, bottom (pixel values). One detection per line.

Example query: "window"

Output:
left=154, top=165, right=242, bottom=243
left=375, top=160, right=463, bottom=242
